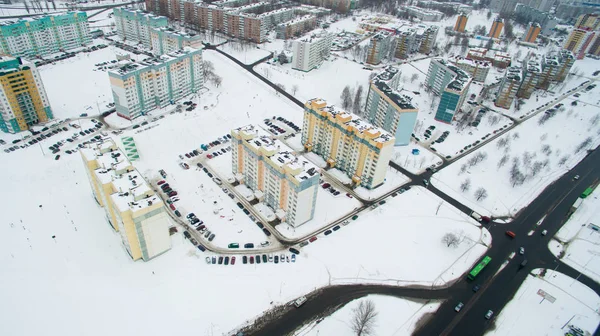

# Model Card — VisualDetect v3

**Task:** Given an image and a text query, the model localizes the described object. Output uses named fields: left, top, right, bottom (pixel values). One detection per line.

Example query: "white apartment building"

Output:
left=292, top=30, right=334, bottom=72
left=80, top=139, right=172, bottom=261
left=231, top=124, right=320, bottom=227
left=113, top=8, right=168, bottom=49
left=109, top=47, right=203, bottom=120
left=150, top=27, right=203, bottom=55
left=302, top=98, right=395, bottom=189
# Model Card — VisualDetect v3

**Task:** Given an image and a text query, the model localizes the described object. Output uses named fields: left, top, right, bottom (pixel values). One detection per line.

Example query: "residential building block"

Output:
left=150, top=27, right=203, bottom=55
left=489, top=17, right=504, bottom=38
left=292, top=30, right=333, bottom=72
left=113, top=8, right=168, bottom=49
left=496, top=66, right=522, bottom=109
left=454, top=13, right=468, bottom=33
left=523, top=22, right=541, bottom=43
left=451, top=56, right=490, bottom=83
left=425, top=58, right=472, bottom=123
left=276, top=15, right=317, bottom=39
left=517, top=55, right=541, bottom=99
left=366, top=31, right=393, bottom=65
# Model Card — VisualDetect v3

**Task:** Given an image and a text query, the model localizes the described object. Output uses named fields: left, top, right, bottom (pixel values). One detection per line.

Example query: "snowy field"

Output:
left=217, top=41, right=271, bottom=65
left=294, top=295, right=441, bottom=336
left=255, top=55, right=372, bottom=107
left=431, top=87, right=600, bottom=217
left=391, top=140, right=443, bottom=174
left=488, top=269, right=600, bottom=336
left=38, top=44, right=142, bottom=119
left=550, top=192, right=600, bottom=283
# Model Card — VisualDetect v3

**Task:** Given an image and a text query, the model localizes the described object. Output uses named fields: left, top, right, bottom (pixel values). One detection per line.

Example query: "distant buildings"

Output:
left=564, top=28, right=597, bottom=59
left=514, top=4, right=558, bottom=35
left=417, top=1, right=473, bottom=14
left=425, top=58, right=472, bottom=123
left=365, top=66, right=419, bottom=146
left=495, top=66, right=522, bottom=109
left=366, top=31, right=394, bottom=65
left=451, top=56, right=490, bottom=83
left=109, top=47, right=203, bottom=120
left=402, top=6, right=444, bottom=22
left=231, top=124, right=319, bottom=227
left=489, top=17, right=504, bottom=39
left=292, top=30, right=334, bottom=72
left=555, top=0, right=600, bottom=20
left=454, top=13, right=468, bottom=33
left=113, top=8, right=168, bottom=49
left=150, top=27, right=203, bottom=55
left=0, top=56, right=52, bottom=133
left=302, top=98, right=395, bottom=189
left=0, top=12, right=91, bottom=58
left=80, top=139, right=172, bottom=261
left=490, top=0, right=519, bottom=14
left=522, top=22, right=541, bottom=44
left=466, top=48, right=512, bottom=69
left=276, top=15, right=317, bottom=39
left=576, top=13, right=600, bottom=30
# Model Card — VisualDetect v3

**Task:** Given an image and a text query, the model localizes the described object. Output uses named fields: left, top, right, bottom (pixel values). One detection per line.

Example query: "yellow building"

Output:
left=302, top=98, right=395, bottom=189
left=0, top=56, right=53, bottom=133
left=488, top=17, right=504, bottom=39
left=454, top=13, right=468, bottom=33
left=575, top=13, right=600, bottom=30
left=564, top=28, right=596, bottom=59
left=81, top=139, right=172, bottom=261
left=522, top=22, right=541, bottom=43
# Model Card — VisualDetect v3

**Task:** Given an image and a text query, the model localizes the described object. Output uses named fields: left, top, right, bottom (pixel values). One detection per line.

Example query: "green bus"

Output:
left=467, top=256, right=492, bottom=280
left=581, top=187, right=594, bottom=199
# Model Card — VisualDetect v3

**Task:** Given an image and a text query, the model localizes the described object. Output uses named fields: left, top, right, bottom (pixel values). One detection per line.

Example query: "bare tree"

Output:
left=541, top=144, right=552, bottom=156
left=353, top=85, right=364, bottom=115
left=496, top=137, right=510, bottom=149
left=341, top=85, right=353, bottom=110
left=351, top=300, right=378, bottom=336
left=575, top=137, right=593, bottom=153
left=212, top=75, right=222, bottom=88
left=410, top=73, right=419, bottom=83
left=497, top=154, right=509, bottom=169
left=291, top=84, right=299, bottom=96
left=442, top=232, right=460, bottom=248
left=510, top=158, right=526, bottom=187
left=460, top=178, right=471, bottom=192
left=474, top=187, right=488, bottom=201
left=530, top=161, right=544, bottom=177
left=276, top=83, right=286, bottom=92
left=459, top=164, right=468, bottom=175
left=558, top=155, right=570, bottom=166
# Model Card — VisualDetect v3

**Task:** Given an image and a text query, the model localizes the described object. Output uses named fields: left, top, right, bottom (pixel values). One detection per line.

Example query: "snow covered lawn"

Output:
left=392, top=140, right=443, bottom=174
left=217, top=41, right=271, bottom=65
left=550, top=192, right=600, bottom=283
left=488, top=270, right=600, bottom=336
left=353, top=166, right=410, bottom=200
left=294, top=295, right=441, bottom=336
left=431, top=92, right=600, bottom=217
left=255, top=55, right=371, bottom=106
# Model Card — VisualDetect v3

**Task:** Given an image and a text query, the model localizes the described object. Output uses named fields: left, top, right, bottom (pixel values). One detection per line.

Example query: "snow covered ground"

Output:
left=431, top=86, right=600, bottom=217
left=217, top=41, right=271, bottom=65
left=353, top=166, right=410, bottom=200
left=550, top=192, right=600, bottom=283
left=38, top=44, right=141, bottom=119
left=294, top=295, right=441, bottom=336
left=391, top=140, right=443, bottom=174
left=488, top=269, right=600, bottom=336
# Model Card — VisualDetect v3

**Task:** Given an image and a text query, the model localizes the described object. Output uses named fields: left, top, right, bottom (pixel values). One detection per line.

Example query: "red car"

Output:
left=322, top=183, right=330, bottom=189
left=206, top=154, right=212, bottom=159
left=185, top=153, right=191, bottom=158
left=346, top=193, right=353, bottom=198
left=309, top=236, right=317, bottom=243
left=168, top=191, right=178, bottom=197
left=506, top=231, right=516, bottom=238
left=169, top=204, right=176, bottom=210
left=157, top=180, right=166, bottom=185
left=231, top=256, right=236, bottom=265
left=249, top=256, right=254, bottom=264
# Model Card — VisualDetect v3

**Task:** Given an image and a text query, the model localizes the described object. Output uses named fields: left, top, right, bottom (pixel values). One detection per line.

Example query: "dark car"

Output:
left=243, top=256, right=248, bottom=264
left=262, top=254, right=267, bottom=263
left=262, top=228, right=271, bottom=236
left=218, top=256, right=223, bottom=265
left=256, top=222, right=264, bottom=229
left=274, top=255, right=279, bottom=264
left=289, top=247, right=300, bottom=255
left=324, top=229, right=332, bottom=235
left=168, top=191, right=178, bottom=197
left=174, top=210, right=181, bottom=217
left=54, top=155, right=60, bottom=160
left=197, top=244, right=206, bottom=252
left=255, top=255, right=261, bottom=264
left=183, top=231, right=191, bottom=239
left=244, top=243, right=254, bottom=248
left=224, top=256, right=230, bottom=265
left=332, top=225, right=340, bottom=231
left=472, top=285, right=481, bottom=292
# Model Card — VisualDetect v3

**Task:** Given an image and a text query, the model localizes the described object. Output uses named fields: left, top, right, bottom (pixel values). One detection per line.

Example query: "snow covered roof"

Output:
left=232, top=125, right=319, bottom=183
left=110, top=47, right=201, bottom=76
left=277, top=14, right=315, bottom=28
left=296, top=29, right=333, bottom=43
left=372, top=80, right=417, bottom=110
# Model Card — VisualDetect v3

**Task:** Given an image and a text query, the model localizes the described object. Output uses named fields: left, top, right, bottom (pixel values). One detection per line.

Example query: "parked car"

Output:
left=243, top=256, right=248, bottom=264
left=485, top=310, right=494, bottom=319
left=231, top=256, right=236, bottom=265
left=289, top=247, right=300, bottom=255
left=455, top=302, right=464, bottom=312
left=244, top=243, right=254, bottom=248
left=472, top=284, right=481, bottom=292
left=208, top=234, right=215, bottom=241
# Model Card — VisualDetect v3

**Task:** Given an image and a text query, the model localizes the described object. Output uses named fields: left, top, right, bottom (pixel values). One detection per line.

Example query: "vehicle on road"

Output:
left=506, top=231, right=516, bottom=238
left=455, top=302, right=464, bottom=312
left=581, top=186, right=594, bottom=198
left=324, top=229, right=332, bottom=235
left=244, top=243, right=254, bottom=248
left=468, top=256, right=492, bottom=280
left=423, top=179, right=429, bottom=186
left=519, top=247, right=525, bottom=255
left=228, top=243, right=239, bottom=248
left=485, top=310, right=494, bottom=319
left=519, top=259, right=528, bottom=269
left=541, top=230, right=548, bottom=236
left=473, top=284, right=480, bottom=292
left=294, top=296, right=307, bottom=308
left=574, top=175, right=580, bottom=180
left=471, top=211, right=482, bottom=222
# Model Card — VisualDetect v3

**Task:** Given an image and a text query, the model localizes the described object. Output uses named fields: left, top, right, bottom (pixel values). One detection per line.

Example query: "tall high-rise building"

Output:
left=495, top=66, right=522, bottom=109
left=556, top=50, right=576, bottom=82
left=0, top=57, right=52, bottom=133
left=454, top=12, right=468, bottom=32
left=489, top=17, right=504, bottom=38
left=292, top=30, right=334, bottom=72
left=365, top=67, right=419, bottom=146
left=109, top=47, right=203, bottom=120
left=302, top=98, right=395, bottom=189
left=564, top=28, right=597, bottom=59
left=0, top=12, right=91, bottom=58
left=515, top=4, right=558, bottom=35
left=490, top=0, right=518, bottom=13
left=522, top=22, right=541, bottom=43
left=587, top=34, right=600, bottom=56
left=517, top=55, right=541, bottom=99
left=418, top=25, right=438, bottom=54
left=575, top=13, right=600, bottom=30
left=113, top=8, right=168, bottom=49
left=451, top=56, right=490, bottom=82
left=425, top=58, right=472, bottom=123
left=366, top=31, right=394, bottom=65
left=231, top=124, right=319, bottom=227
left=150, top=27, right=203, bottom=55
left=80, top=139, right=173, bottom=261
left=537, top=52, right=560, bottom=90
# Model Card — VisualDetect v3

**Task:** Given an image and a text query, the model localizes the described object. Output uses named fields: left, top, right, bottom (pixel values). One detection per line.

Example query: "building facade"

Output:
left=451, top=56, right=490, bottom=83
left=425, top=58, right=472, bottom=123
left=113, top=8, right=168, bottom=49
left=365, top=67, right=419, bottom=146
left=0, top=57, right=52, bottom=133
left=231, top=124, right=319, bottom=227
left=366, top=31, right=393, bottom=65
left=489, top=17, right=504, bottom=38
left=80, top=139, right=172, bottom=261
left=403, top=6, right=443, bottom=22
left=523, top=22, right=541, bottom=43
left=564, top=28, right=597, bottom=59
left=517, top=55, right=541, bottom=98
left=291, top=30, right=333, bottom=72
left=109, top=47, right=203, bottom=120
left=302, top=98, right=395, bottom=189
left=515, top=4, right=558, bottom=35
left=490, top=0, right=519, bottom=13
left=150, top=27, right=203, bottom=55
left=0, top=12, right=91, bottom=58
left=276, top=15, right=316, bottom=39
left=454, top=13, right=468, bottom=33
left=496, top=66, right=522, bottom=109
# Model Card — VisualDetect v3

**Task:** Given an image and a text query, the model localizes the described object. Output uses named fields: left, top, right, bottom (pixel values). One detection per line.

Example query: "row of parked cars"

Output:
left=204, top=253, right=297, bottom=265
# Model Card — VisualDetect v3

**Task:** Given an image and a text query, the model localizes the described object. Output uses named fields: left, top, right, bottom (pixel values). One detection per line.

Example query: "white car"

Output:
left=260, top=241, right=270, bottom=247
left=170, top=196, right=180, bottom=202
left=485, top=310, right=494, bottom=319
left=213, top=177, right=222, bottom=185
left=519, top=247, right=525, bottom=255
left=205, top=257, right=211, bottom=264
left=541, top=230, right=548, bottom=236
